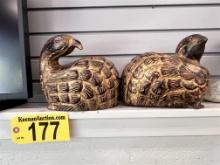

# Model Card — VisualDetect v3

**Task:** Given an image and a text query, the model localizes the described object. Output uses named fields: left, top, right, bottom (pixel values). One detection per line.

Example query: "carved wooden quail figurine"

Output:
left=122, top=34, right=209, bottom=108
left=40, top=35, right=119, bottom=111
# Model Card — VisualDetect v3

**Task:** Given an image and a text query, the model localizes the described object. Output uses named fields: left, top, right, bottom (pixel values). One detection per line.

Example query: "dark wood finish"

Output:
left=122, top=34, right=209, bottom=108
left=40, top=35, right=119, bottom=111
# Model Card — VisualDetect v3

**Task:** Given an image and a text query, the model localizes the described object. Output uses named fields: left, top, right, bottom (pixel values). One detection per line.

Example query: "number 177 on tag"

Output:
left=11, top=113, right=70, bottom=144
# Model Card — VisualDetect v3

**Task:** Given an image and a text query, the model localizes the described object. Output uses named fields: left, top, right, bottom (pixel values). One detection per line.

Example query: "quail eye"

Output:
left=53, top=40, right=63, bottom=50
left=47, top=37, right=65, bottom=51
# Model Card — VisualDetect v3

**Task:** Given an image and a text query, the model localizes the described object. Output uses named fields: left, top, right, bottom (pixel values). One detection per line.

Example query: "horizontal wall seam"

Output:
left=27, top=3, right=220, bottom=11
left=29, top=28, right=220, bottom=36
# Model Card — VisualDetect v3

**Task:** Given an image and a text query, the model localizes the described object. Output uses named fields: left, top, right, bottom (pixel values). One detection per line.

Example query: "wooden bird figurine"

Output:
left=122, top=34, right=209, bottom=108
left=40, top=35, right=119, bottom=111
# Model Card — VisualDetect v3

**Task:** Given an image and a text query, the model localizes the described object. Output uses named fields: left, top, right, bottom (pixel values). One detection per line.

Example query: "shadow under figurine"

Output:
left=122, top=34, right=209, bottom=109
left=40, top=34, right=119, bottom=111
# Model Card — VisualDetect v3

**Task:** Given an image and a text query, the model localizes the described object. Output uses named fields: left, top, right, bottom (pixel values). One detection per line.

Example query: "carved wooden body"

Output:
left=122, top=34, right=209, bottom=108
left=40, top=35, right=119, bottom=111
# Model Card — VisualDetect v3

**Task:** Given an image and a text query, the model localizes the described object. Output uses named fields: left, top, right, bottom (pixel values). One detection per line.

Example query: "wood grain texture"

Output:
left=31, top=76, right=220, bottom=103
left=30, top=31, right=220, bottom=57
left=28, top=7, right=220, bottom=33
left=30, top=55, right=220, bottom=81
left=27, top=0, right=220, bottom=8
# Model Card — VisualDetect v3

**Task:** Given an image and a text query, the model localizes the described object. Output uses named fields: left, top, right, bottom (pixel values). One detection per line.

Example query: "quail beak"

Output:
left=198, top=35, right=208, bottom=44
left=202, top=37, right=208, bottom=44
left=74, top=39, right=83, bottom=50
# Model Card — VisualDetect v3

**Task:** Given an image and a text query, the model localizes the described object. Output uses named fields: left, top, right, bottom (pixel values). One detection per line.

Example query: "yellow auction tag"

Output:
left=11, top=113, right=70, bottom=144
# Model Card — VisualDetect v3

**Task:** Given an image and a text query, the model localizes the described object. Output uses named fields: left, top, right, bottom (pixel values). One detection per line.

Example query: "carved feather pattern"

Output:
left=40, top=35, right=119, bottom=111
